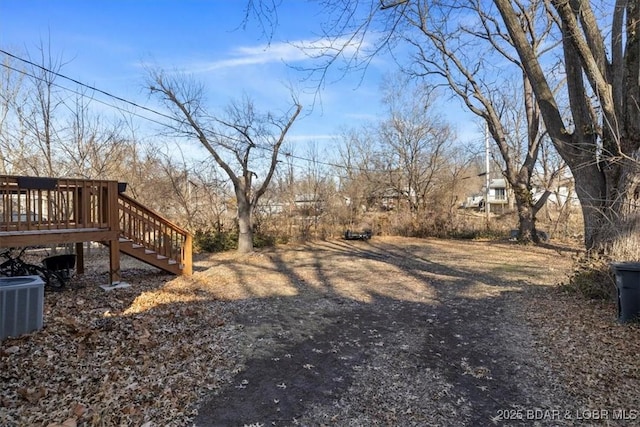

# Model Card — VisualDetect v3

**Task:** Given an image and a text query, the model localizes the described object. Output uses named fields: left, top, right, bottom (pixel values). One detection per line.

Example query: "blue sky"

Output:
left=0, top=1, right=478, bottom=162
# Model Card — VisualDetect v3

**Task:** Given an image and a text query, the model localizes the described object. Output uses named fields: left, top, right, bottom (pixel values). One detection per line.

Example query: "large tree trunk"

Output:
left=595, top=158, right=640, bottom=258
left=493, top=0, right=640, bottom=257
left=553, top=0, right=640, bottom=258
left=564, top=160, right=606, bottom=251
left=510, top=74, right=543, bottom=244
left=512, top=182, right=538, bottom=243
left=559, top=134, right=640, bottom=259
left=236, top=188, right=254, bottom=253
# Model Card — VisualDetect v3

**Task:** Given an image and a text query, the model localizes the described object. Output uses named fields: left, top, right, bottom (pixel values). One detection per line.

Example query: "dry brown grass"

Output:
left=1, top=237, right=638, bottom=426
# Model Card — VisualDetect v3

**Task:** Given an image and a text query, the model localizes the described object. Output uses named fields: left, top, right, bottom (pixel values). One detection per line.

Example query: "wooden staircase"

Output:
left=115, top=193, right=192, bottom=276
left=1, top=175, right=192, bottom=283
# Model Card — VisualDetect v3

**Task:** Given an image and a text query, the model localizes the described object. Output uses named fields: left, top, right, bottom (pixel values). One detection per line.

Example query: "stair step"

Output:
left=94, top=194, right=192, bottom=275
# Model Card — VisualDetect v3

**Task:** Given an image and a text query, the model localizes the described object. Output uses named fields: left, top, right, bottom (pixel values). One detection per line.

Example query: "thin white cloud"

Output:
left=192, top=36, right=367, bottom=73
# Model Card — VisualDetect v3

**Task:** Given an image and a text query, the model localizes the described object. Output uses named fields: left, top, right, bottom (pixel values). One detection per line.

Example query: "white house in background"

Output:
left=532, top=180, right=580, bottom=208
left=461, top=178, right=510, bottom=213
left=462, top=176, right=580, bottom=212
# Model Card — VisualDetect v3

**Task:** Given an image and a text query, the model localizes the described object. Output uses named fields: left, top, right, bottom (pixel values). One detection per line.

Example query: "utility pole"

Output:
left=485, top=122, right=491, bottom=224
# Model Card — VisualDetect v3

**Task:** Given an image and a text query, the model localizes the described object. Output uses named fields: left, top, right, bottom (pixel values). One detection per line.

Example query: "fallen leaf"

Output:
left=62, top=419, right=77, bottom=427
left=71, top=402, right=87, bottom=417
left=4, top=345, right=20, bottom=354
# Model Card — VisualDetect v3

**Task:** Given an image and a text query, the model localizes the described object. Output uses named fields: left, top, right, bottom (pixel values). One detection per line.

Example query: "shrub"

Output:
left=194, top=229, right=238, bottom=252
left=194, top=229, right=284, bottom=252
left=253, top=233, right=276, bottom=248
left=559, top=255, right=616, bottom=300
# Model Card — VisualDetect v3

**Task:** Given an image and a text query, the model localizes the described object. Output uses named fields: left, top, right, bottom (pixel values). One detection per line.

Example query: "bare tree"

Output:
left=1, top=46, right=143, bottom=182
left=388, top=0, right=562, bottom=242
left=296, top=142, right=334, bottom=238
left=490, top=0, right=640, bottom=256
left=336, top=126, right=386, bottom=215
left=21, top=41, right=69, bottom=176
left=57, top=91, right=129, bottom=179
left=0, top=54, right=26, bottom=174
left=0, top=51, right=44, bottom=175
left=148, top=71, right=302, bottom=252
left=378, top=78, right=455, bottom=216
left=249, top=0, right=565, bottom=243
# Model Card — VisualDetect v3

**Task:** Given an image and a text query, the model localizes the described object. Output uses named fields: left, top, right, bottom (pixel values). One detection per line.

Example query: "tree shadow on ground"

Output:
left=194, top=238, right=574, bottom=426
left=195, top=289, right=563, bottom=426
left=0, top=238, right=581, bottom=426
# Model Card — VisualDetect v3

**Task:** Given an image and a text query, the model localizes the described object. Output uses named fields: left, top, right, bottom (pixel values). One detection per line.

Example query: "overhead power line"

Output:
left=0, top=61, right=175, bottom=130
left=0, top=48, right=402, bottom=175
left=0, top=48, right=177, bottom=124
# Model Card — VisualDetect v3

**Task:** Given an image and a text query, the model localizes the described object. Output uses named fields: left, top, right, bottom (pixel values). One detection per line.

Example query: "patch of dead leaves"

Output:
left=1, top=239, right=639, bottom=425
left=0, top=263, right=240, bottom=426
left=524, top=287, right=640, bottom=412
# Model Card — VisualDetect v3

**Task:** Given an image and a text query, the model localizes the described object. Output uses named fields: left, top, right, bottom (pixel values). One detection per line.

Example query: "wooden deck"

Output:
left=0, top=175, right=192, bottom=284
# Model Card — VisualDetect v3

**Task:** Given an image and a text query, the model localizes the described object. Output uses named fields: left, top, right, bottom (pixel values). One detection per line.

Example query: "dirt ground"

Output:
left=1, top=236, right=639, bottom=426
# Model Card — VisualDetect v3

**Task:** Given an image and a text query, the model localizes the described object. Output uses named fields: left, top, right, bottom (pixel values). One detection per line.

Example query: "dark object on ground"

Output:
left=611, top=262, right=640, bottom=323
left=42, top=254, right=76, bottom=282
left=344, top=229, right=372, bottom=240
left=0, top=247, right=65, bottom=291
left=509, top=229, right=549, bottom=242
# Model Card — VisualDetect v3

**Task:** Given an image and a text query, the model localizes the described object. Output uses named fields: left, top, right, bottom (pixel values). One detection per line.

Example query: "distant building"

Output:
left=461, top=178, right=509, bottom=213
left=532, top=180, right=579, bottom=208
left=256, top=194, right=325, bottom=217
left=462, top=176, right=580, bottom=213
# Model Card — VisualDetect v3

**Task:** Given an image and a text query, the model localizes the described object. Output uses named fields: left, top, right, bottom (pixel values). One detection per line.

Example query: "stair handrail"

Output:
left=118, top=193, right=192, bottom=275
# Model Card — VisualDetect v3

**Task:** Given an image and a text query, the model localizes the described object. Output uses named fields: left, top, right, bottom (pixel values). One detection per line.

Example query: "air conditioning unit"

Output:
left=0, top=275, right=44, bottom=341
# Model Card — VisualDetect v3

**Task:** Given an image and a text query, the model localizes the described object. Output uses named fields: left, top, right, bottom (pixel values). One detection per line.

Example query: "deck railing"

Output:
left=0, top=175, right=117, bottom=232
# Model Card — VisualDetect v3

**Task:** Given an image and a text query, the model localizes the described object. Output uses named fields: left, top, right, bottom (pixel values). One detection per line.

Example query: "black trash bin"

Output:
left=611, top=262, right=640, bottom=323
left=43, top=254, right=76, bottom=281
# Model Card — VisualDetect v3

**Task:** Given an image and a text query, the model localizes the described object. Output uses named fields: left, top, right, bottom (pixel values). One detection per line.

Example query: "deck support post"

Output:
left=75, top=242, right=85, bottom=275
left=106, top=181, right=121, bottom=285
left=182, top=233, right=193, bottom=275
left=108, top=238, right=121, bottom=284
